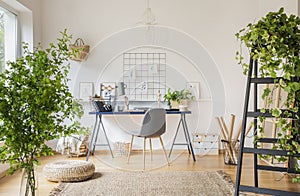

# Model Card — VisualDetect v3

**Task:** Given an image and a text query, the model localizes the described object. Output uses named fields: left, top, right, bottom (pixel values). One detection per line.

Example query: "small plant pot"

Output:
left=170, top=100, right=179, bottom=109
left=179, top=105, right=188, bottom=111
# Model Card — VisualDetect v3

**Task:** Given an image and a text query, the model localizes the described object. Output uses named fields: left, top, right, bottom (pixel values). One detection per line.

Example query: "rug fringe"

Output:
left=217, top=170, right=247, bottom=196
left=217, top=170, right=234, bottom=185
left=48, top=183, right=66, bottom=196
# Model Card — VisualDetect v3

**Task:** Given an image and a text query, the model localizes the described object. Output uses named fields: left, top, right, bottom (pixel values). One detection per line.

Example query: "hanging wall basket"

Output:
left=69, top=38, right=90, bottom=62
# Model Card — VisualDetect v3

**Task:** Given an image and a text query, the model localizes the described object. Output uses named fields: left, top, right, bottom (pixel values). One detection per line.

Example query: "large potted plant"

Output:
left=0, top=29, right=84, bottom=195
left=236, top=8, right=300, bottom=183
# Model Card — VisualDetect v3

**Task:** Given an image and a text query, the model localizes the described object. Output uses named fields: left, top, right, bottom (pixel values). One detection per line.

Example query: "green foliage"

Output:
left=176, top=89, right=194, bottom=101
left=236, top=7, right=300, bottom=81
left=0, top=29, right=83, bottom=195
left=236, top=8, right=300, bottom=183
left=163, top=88, right=194, bottom=106
left=163, top=88, right=177, bottom=106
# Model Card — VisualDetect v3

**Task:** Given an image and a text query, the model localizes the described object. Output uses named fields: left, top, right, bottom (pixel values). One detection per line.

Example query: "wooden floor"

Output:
left=0, top=150, right=299, bottom=195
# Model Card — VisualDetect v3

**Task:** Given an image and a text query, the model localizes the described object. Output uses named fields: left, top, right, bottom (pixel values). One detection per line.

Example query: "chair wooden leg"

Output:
left=159, top=136, right=170, bottom=166
left=143, top=137, right=146, bottom=170
left=149, top=138, right=153, bottom=161
left=127, top=135, right=134, bottom=163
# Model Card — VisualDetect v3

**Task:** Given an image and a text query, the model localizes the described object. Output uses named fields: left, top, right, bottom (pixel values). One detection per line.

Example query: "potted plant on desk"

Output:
left=164, top=88, right=194, bottom=110
left=164, top=88, right=179, bottom=109
left=177, top=89, right=195, bottom=111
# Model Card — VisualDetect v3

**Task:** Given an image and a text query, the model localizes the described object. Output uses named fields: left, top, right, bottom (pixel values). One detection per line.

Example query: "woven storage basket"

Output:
left=69, top=38, right=90, bottom=62
left=113, top=142, right=130, bottom=157
left=43, top=160, right=95, bottom=182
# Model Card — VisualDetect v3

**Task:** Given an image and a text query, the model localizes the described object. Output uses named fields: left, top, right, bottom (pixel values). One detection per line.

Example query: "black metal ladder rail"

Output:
left=234, top=59, right=300, bottom=196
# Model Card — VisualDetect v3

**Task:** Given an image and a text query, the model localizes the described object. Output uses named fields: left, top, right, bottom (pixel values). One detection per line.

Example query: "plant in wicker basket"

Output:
left=0, top=29, right=84, bottom=195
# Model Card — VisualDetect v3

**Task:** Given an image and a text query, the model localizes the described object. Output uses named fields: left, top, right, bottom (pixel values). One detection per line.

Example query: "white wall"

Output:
left=16, top=0, right=299, bottom=148
left=17, top=0, right=41, bottom=46
left=259, top=0, right=298, bottom=18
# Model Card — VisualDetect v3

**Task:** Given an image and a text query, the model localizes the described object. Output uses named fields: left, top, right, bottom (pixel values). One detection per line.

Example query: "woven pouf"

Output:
left=43, top=160, right=95, bottom=182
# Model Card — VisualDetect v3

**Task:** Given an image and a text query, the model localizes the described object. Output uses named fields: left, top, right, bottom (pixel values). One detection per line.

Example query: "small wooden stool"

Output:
left=43, top=160, right=95, bottom=182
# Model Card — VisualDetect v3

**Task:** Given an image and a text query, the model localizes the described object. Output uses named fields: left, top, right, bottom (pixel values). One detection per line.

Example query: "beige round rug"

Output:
left=49, top=170, right=234, bottom=196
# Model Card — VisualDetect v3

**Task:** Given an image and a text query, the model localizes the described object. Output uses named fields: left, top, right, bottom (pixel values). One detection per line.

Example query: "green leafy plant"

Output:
left=163, top=88, right=178, bottom=106
left=176, top=89, right=194, bottom=103
left=0, top=29, right=84, bottom=195
left=163, top=88, right=194, bottom=107
left=236, top=8, right=300, bottom=183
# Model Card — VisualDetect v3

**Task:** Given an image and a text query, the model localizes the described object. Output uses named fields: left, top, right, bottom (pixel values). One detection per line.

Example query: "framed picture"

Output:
left=186, top=82, right=200, bottom=100
left=79, top=82, right=94, bottom=101
left=100, top=82, right=116, bottom=98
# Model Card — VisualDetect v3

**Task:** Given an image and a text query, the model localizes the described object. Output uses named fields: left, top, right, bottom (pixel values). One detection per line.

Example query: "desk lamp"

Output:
left=117, top=82, right=128, bottom=111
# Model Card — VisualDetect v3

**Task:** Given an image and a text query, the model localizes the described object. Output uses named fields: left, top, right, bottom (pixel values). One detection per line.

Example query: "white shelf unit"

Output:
left=192, top=133, right=219, bottom=155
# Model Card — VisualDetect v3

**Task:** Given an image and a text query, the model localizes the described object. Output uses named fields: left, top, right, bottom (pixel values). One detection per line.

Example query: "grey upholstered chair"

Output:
left=127, top=108, right=170, bottom=170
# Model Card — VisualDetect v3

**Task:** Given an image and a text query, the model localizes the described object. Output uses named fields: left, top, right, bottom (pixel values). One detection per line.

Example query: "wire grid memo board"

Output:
left=123, top=53, right=166, bottom=101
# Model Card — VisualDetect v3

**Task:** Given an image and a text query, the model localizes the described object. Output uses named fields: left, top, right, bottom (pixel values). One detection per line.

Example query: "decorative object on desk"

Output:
left=117, top=105, right=125, bottom=112
left=117, top=82, right=127, bottom=96
left=157, top=90, right=162, bottom=107
left=124, top=96, right=130, bottom=111
left=115, top=82, right=126, bottom=112
left=92, top=99, right=112, bottom=112
left=90, top=94, right=111, bottom=112
left=49, top=171, right=234, bottom=196
left=100, top=82, right=116, bottom=99
left=0, top=29, right=85, bottom=196
left=79, top=82, right=94, bottom=101
left=90, top=94, right=102, bottom=100
left=69, top=38, right=90, bottom=62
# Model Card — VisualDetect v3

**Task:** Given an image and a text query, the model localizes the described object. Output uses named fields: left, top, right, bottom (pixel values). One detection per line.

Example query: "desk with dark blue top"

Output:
left=86, top=110, right=196, bottom=162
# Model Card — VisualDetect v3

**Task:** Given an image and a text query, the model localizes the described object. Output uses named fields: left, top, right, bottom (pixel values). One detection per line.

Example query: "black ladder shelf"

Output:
left=234, top=58, right=300, bottom=196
